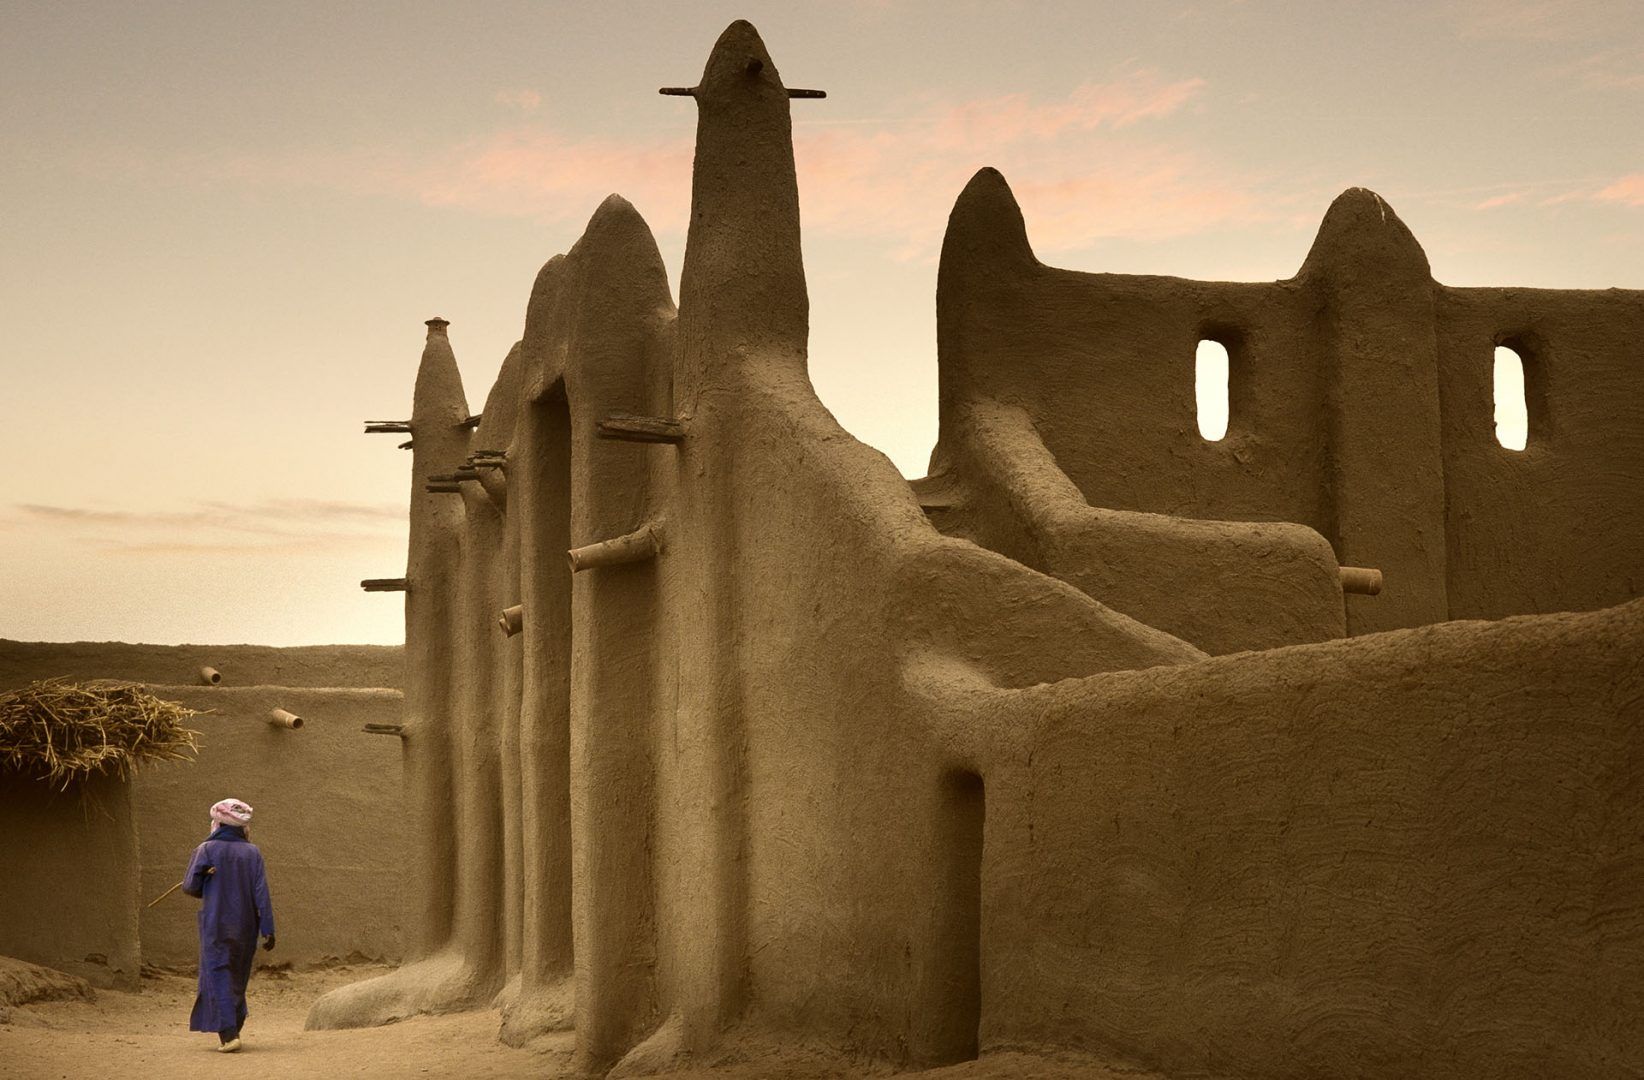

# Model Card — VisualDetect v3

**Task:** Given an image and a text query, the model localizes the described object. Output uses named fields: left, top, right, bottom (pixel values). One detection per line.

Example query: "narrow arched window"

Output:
left=1494, top=345, right=1528, bottom=451
left=1195, top=339, right=1229, bottom=441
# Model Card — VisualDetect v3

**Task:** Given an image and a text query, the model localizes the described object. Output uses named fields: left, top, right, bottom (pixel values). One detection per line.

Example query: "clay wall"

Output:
left=978, top=599, right=1643, bottom=1079
left=0, top=644, right=407, bottom=973
left=133, top=685, right=407, bottom=968
left=1434, top=287, right=1644, bottom=620
left=933, top=185, right=1331, bottom=530
left=934, top=177, right=1644, bottom=634
left=0, top=640, right=402, bottom=691
left=645, top=33, right=1206, bottom=1068
left=306, top=21, right=1643, bottom=1078
left=0, top=773, right=141, bottom=989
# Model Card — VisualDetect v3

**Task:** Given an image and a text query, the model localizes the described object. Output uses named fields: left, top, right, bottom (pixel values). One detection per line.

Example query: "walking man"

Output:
left=183, top=798, right=276, bottom=1053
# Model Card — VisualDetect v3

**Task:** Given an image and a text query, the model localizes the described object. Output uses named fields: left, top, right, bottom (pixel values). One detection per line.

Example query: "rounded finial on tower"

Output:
left=426, top=317, right=450, bottom=332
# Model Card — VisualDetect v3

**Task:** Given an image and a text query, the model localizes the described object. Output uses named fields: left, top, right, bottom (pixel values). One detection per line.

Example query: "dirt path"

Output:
left=0, top=965, right=1164, bottom=1079
left=0, top=965, right=570, bottom=1079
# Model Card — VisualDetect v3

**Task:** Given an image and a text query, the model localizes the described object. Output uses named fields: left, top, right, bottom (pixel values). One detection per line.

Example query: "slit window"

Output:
left=1195, top=339, right=1229, bottom=441
left=1494, top=345, right=1528, bottom=451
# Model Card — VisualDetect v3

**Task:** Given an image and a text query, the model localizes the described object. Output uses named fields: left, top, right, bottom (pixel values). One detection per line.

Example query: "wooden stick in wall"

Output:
left=567, top=521, right=663, bottom=573
left=268, top=708, right=304, bottom=730
left=1340, top=567, right=1384, bottom=596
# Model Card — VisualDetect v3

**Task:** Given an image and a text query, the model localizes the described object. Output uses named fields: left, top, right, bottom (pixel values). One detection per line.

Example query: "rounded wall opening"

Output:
left=1493, top=343, right=1529, bottom=451
left=1195, top=338, right=1231, bottom=441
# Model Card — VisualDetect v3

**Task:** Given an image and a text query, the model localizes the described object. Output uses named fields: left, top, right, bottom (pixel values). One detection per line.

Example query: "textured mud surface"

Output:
left=0, top=966, right=1163, bottom=1079
left=0, top=966, right=542, bottom=1079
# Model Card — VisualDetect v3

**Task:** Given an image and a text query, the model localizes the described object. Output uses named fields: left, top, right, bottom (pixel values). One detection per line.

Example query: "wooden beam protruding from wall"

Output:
left=1340, top=567, right=1384, bottom=596
left=567, top=521, right=663, bottom=573
left=596, top=413, right=686, bottom=445
left=268, top=708, right=304, bottom=730
left=425, top=474, right=462, bottom=493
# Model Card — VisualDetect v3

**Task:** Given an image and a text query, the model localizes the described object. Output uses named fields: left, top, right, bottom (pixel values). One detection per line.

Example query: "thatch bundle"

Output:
left=0, top=679, right=200, bottom=788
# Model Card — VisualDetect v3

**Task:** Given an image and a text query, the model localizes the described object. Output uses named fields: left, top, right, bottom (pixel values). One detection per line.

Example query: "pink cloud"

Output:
left=148, top=68, right=1273, bottom=257
left=413, top=129, right=695, bottom=226
left=1539, top=190, right=1583, bottom=207
left=924, top=72, right=1207, bottom=150
left=1474, top=191, right=1528, bottom=210
left=784, top=71, right=1261, bottom=255
left=1594, top=174, right=1644, bottom=207
left=1529, top=175, right=1644, bottom=208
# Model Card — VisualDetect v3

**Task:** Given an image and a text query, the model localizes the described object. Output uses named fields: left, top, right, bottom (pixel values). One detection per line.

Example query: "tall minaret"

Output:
left=676, top=19, right=809, bottom=400
left=649, top=19, right=815, bottom=1065
left=404, top=316, right=469, bottom=957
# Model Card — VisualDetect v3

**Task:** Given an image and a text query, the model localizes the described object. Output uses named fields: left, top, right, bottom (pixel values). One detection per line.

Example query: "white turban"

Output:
left=209, top=798, right=254, bottom=829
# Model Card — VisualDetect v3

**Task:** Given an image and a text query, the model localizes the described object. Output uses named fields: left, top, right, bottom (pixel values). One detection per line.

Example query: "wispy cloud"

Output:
left=1509, top=174, right=1644, bottom=208
left=1446, top=0, right=1619, bottom=42
left=1405, top=174, right=1644, bottom=212
left=1552, top=48, right=1644, bottom=91
left=10, top=499, right=403, bottom=555
left=494, top=88, right=543, bottom=112
left=784, top=70, right=1260, bottom=256
left=149, top=68, right=1273, bottom=258
left=1594, top=173, right=1644, bottom=207
left=412, top=129, right=695, bottom=225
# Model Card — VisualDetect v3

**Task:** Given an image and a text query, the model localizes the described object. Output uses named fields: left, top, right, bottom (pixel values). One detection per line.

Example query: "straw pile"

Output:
left=0, top=679, right=200, bottom=789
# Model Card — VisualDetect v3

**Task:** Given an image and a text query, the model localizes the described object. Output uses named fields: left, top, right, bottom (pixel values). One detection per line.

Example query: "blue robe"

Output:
left=183, top=825, right=275, bottom=1034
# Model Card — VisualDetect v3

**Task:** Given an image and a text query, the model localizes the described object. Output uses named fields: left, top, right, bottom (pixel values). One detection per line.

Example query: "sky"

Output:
left=2, top=0, right=1640, bottom=646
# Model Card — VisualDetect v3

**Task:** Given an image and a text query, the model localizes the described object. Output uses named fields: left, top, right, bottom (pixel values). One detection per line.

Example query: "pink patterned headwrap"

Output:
left=209, top=798, right=254, bottom=829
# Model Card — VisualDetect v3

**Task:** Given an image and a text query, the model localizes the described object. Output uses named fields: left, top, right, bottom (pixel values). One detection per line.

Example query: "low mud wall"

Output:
left=0, top=640, right=403, bottom=691
left=0, top=642, right=407, bottom=977
left=0, top=773, right=141, bottom=990
left=984, top=600, right=1643, bottom=1080
left=135, top=686, right=407, bottom=969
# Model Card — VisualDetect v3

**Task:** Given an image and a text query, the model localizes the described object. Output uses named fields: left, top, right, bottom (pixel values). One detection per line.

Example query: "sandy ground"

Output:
left=0, top=965, right=563, bottom=1080
left=0, top=965, right=1165, bottom=1080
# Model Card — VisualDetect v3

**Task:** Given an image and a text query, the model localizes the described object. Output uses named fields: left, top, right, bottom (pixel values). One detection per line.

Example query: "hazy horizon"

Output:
left=3, top=1, right=1640, bottom=646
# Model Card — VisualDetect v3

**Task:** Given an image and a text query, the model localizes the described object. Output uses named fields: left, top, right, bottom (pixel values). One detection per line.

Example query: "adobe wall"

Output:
left=916, top=395, right=1346, bottom=655
left=978, top=599, right=1643, bottom=1079
left=932, top=172, right=1332, bottom=535
left=932, top=174, right=1644, bottom=636
left=0, top=773, right=141, bottom=990
left=134, top=685, right=407, bottom=969
left=1434, top=287, right=1644, bottom=620
left=0, top=644, right=407, bottom=973
left=307, top=20, right=1643, bottom=1079
left=0, top=640, right=403, bottom=691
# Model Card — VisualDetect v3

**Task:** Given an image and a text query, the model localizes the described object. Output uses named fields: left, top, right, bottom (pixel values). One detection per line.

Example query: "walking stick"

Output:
left=146, top=866, right=213, bottom=908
